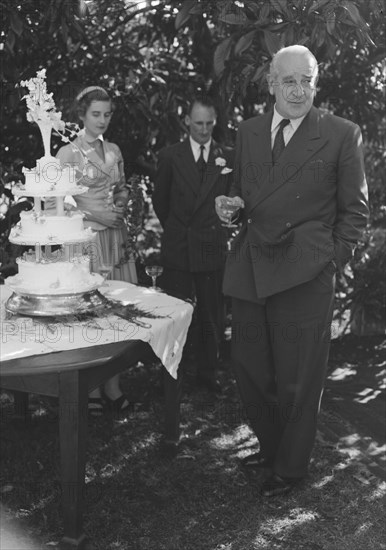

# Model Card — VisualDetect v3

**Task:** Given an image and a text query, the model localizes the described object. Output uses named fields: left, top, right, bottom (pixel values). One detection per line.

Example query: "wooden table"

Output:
left=0, top=283, right=192, bottom=549
left=0, top=340, right=183, bottom=549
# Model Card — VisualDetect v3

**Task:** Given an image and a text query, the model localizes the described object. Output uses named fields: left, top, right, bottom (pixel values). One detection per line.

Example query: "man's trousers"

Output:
left=161, top=268, right=224, bottom=384
left=231, top=262, right=336, bottom=478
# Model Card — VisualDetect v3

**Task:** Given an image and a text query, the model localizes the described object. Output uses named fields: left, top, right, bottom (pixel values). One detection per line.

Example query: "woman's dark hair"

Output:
left=73, top=86, right=112, bottom=120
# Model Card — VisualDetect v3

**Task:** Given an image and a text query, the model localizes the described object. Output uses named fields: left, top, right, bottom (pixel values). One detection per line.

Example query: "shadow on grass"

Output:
left=0, top=336, right=385, bottom=550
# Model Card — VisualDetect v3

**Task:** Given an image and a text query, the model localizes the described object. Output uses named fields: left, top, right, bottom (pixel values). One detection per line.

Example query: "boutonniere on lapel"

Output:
left=213, top=149, right=233, bottom=174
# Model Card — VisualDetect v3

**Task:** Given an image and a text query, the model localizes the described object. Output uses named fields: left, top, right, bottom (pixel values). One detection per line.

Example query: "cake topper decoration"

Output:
left=20, top=69, right=65, bottom=132
left=19, top=69, right=81, bottom=157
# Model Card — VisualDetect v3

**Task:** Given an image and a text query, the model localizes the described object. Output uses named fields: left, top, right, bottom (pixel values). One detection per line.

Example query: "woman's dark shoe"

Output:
left=88, top=397, right=104, bottom=416
left=102, top=393, right=134, bottom=415
left=196, top=375, right=221, bottom=394
left=241, top=452, right=273, bottom=469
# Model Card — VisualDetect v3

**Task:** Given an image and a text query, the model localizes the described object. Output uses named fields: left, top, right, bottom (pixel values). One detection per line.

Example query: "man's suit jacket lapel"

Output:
left=193, top=140, right=224, bottom=212
left=249, top=107, right=328, bottom=211
left=175, top=139, right=200, bottom=197
left=241, top=113, right=272, bottom=206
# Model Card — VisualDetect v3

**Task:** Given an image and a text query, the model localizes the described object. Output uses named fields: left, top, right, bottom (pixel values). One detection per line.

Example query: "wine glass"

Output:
left=98, top=264, right=113, bottom=286
left=219, top=197, right=242, bottom=228
left=145, top=265, right=163, bottom=289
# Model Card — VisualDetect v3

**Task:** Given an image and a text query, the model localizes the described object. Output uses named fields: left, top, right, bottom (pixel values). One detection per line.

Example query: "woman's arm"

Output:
left=83, top=207, right=125, bottom=228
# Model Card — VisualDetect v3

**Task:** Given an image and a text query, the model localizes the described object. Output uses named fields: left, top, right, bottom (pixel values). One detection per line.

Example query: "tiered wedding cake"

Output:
left=5, top=70, right=104, bottom=314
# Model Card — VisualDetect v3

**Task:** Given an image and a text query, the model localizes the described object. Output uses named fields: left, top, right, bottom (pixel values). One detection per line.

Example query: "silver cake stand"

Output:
left=5, top=284, right=108, bottom=317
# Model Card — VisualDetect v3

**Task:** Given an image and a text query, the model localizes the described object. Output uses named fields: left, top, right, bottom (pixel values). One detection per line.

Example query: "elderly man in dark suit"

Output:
left=153, top=94, right=233, bottom=393
left=216, top=45, right=369, bottom=495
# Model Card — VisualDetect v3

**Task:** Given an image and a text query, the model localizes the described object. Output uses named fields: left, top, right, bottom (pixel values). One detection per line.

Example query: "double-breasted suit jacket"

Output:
left=223, top=106, right=369, bottom=301
left=153, top=139, right=234, bottom=272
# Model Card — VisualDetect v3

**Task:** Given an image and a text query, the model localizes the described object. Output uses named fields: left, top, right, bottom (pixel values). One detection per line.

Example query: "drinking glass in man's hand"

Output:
left=215, top=196, right=245, bottom=228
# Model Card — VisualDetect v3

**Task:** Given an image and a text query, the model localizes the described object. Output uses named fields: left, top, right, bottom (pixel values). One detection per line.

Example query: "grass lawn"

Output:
left=0, top=335, right=385, bottom=550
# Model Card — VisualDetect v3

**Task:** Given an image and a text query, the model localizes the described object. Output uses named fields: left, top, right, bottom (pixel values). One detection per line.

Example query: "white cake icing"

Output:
left=23, top=155, right=77, bottom=194
left=5, top=70, right=103, bottom=302
left=17, top=254, right=91, bottom=290
left=9, top=210, right=94, bottom=245
left=7, top=253, right=103, bottom=294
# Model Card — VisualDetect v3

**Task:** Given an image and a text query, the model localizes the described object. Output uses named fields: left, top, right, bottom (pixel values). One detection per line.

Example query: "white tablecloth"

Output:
left=0, top=282, right=193, bottom=379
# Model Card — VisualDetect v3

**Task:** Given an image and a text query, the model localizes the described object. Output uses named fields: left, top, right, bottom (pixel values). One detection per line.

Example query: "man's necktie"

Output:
left=272, top=119, right=290, bottom=164
left=197, top=144, right=206, bottom=183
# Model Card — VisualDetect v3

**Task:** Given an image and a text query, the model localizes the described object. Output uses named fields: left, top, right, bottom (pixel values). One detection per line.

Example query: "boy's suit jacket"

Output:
left=153, top=139, right=234, bottom=272
left=223, top=106, right=369, bottom=301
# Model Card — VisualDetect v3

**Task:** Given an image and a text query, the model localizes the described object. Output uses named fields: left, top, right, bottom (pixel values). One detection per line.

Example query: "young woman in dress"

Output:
left=55, top=86, right=137, bottom=414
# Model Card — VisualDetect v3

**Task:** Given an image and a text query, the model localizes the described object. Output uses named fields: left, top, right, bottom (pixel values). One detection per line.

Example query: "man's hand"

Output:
left=215, top=195, right=245, bottom=224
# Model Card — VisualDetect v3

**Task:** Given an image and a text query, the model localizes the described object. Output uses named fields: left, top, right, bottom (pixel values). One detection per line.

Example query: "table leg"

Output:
left=163, top=365, right=183, bottom=443
left=58, top=371, right=89, bottom=549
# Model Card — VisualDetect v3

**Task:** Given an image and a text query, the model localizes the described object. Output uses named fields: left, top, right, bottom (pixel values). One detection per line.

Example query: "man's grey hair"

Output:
left=269, top=45, right=319, bottom=80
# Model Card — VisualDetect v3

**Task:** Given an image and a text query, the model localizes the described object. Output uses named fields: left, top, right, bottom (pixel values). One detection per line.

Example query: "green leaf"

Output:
left=78, top=0, right=90, bottom=17
left=189, top=3, right=206, bottom=15
left=175, top=0, right=197, bottom=30
left=308, top=0, right=331, bottom=14
left=251, top=64, right=267, bottom=83
left=219, top=13, right=247, bottom=25
left=263, top=30, right=282, bottom=56
left=6, top=30, right=15, bottom=53
left=10, top=11, right=23, bottom=37
left=269, top=0, right=289, bottom=16
left=316, top=25, right=326, bottom=48
left=284, top=25, right=295, bottom=45
left=325, top=34, right=337, bottom=57
left=244, top=1, right=260, bottom=19
left=149, top=93, right=159, bottom=109
left=326, top=12, right=336, bottom=34
left=234, top=30, right=255, bottom=56
left=297, top=36, right=310, bottom=46
left=213, top=36, right=233, bottom=77
left=269, top=22, right=288, bottom=31
left=62, top=19, right=68, bottom=43
left=218, top=12, right=248, bottom=25
left=341, top=0, right=364, bottom=26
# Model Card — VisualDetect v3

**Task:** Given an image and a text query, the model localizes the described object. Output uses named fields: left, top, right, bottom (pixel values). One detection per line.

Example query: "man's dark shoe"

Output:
left=196, top=375, right=221, bottom=394
left=241, top=452, right=273, bottom=469
left=261, top=473, right=301, bottom=497
left=158, top=439, right=179, bottom=459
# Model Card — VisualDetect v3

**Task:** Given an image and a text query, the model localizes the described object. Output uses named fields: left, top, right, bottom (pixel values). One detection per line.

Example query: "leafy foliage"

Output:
left=1, top=0, right=385, bottom=326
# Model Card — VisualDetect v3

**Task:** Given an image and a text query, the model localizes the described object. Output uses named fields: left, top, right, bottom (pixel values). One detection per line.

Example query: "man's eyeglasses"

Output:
left=272, top=78, right=317, bottom=90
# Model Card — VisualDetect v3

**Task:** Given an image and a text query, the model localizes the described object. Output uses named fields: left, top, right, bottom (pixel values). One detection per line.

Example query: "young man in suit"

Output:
left=216, top=45, right=369, bottom=495
left=153, top=94, right=233, bottom=393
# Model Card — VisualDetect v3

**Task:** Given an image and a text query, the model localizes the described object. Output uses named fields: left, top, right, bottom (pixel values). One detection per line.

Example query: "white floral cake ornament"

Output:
left=19, top=69, right=81, bottom=155
left=20, top=69, right=65, bottom=132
